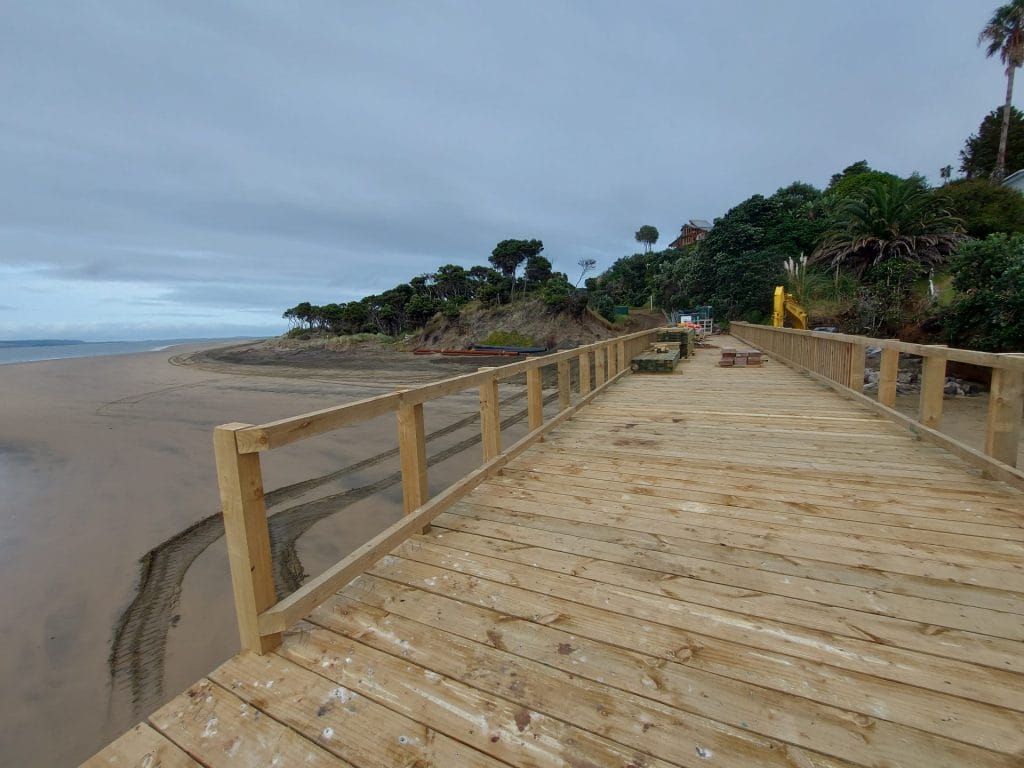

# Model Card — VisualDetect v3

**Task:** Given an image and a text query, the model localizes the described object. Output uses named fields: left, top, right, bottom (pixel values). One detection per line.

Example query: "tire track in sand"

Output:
left=108, top=388, right=540, bottom=717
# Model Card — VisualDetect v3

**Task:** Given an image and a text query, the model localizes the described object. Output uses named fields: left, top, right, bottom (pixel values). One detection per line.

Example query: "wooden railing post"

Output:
left=617, top=340, right=626, bottom=374
left=847, top=342, right=865, bottom=391
left=526, top=367, right=543, bottom=431
left=878, top=348, right=899, bottom=408
left=595, top=345, right=607, bottom=386
left=607, top=342, right=618, bottom=378
left=579, top=352, right=592, bottom=395
left=985, top=365, right=1024, bottom=467
left=397, top=402, right=429, bottom=518
left=919, top=348, right=947, bottom=429
left=478, top=369, right=501, bottom=461
left=213, top=423, right=280, bottom=654
left=557, top=359, right=571, bottom=411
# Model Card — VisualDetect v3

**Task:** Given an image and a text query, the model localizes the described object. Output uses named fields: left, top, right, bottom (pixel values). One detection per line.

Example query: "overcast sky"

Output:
left=0, top=1, right=1009, bottom=340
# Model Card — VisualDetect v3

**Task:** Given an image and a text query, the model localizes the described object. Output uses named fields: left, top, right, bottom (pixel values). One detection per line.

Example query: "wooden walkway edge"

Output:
left=86, top=336, right=1024, bottom=768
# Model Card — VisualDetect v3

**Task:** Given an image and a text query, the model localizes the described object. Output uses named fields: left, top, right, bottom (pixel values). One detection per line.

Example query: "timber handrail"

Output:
left=730, top=322, right=1024, bottom=486
left=214, top=328, right=660, bottom=653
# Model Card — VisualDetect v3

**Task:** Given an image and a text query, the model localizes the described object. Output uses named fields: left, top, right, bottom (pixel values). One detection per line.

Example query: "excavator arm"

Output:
left=772, top=286, right=807, bottom=330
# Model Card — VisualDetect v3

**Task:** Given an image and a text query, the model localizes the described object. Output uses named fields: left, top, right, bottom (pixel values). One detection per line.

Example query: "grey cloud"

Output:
left=0, top=1, right=1006, bottom=338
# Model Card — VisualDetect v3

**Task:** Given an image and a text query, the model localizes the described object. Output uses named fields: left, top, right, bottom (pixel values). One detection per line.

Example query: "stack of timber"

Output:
left=719, top=348, right=764, bottom=367
left=655, top=327, right=696, bottom=357
left=631, top=345, right=681, bottom=373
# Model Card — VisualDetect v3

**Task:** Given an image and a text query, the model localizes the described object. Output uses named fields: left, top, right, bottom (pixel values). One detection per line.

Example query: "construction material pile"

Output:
left=656, top=328, right=695, bottom=358
left=632, top=345, right=681, bottom=373
left=719, top=348, right=764, bottom=367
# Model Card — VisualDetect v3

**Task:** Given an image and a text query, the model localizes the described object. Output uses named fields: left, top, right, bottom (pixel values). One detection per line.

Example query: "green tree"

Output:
left=647, top=247, right=698, bottom=310
left=944, top=233, right=1024, bottom=350
left=466, top=265, right=502, bottom=296
left=431, top=264, right=473, bottom=302
left=589, top=249, right=678, bottom=308
left=634, top=225, right=659, bottom=253
left=826, top=162, right=902, bottom=202
left=979, top=0, right=1024, bottom=180
left=283, top=301, right=316, bottom=329
left=540, top=274, right=574, bottom=313
left=687, top=182, right=827, bottom=319
left=829, top=160, right=872, bottom=187
left=523, top=254, right=553, bottom=290
left=942, top=177, right=1024, bottom=238
left=340, top=301, right=368, bottom=333
left=319, top=303, right=345, bottom=333
left=405, top=293, right=439, bottom=327
left=489, top=239, right=544, bottom=302
left=811, top=176, right=964, bottom=277
left=959, top=106, right=1024, bottom=178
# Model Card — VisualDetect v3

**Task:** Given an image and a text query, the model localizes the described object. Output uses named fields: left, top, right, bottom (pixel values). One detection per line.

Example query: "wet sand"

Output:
left=0, top=343, right=528, bottom=766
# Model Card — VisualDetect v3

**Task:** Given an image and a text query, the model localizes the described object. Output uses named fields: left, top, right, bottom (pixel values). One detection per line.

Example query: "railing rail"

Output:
left=731, top=323, right=1024, bottom=486
left=214, top=329, right=660, bottom=653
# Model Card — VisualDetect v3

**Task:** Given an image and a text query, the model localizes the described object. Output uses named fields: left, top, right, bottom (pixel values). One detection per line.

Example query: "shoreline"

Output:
left=0, top=337, right=264, bottom=367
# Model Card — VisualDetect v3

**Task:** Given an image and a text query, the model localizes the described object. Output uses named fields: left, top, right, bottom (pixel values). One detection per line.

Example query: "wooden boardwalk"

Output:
left=87, top=339, right=1024, bottom=768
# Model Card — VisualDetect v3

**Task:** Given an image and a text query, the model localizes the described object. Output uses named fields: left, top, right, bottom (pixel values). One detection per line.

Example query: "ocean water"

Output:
left=0, top=338, right=244, bottom=365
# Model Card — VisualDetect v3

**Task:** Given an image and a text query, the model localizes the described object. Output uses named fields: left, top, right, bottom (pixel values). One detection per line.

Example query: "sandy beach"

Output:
left=0, top=343, right=532, bottom=766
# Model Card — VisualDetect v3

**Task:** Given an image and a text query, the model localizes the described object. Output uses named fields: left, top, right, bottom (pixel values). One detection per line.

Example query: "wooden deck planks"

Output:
left=81, top=723, right=202, bottom=768
left=87, top=335, right=1024, bottom=767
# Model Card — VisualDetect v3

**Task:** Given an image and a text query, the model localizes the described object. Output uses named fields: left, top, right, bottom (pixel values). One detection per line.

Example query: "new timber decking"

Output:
left=87, top=336, right=1024, bottom=768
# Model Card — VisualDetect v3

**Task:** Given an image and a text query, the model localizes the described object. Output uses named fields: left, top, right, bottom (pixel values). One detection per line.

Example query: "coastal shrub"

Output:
left=480, top=330, right=536, bottom=347
left=589, top=292, right=616, bottom=322
left=537, top=273, right=588, bottom=316
left=944, top=233, right=1024, bottom=351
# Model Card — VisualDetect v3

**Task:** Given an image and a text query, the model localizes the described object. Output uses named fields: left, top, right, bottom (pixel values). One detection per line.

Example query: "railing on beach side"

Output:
left=213, top=329, right=660, bottom=654
left=730, top=322, right=1024, bottom=485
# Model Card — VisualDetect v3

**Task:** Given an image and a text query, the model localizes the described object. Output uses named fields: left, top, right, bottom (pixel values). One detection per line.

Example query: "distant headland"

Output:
left=0, top=339, right=86, bottom=348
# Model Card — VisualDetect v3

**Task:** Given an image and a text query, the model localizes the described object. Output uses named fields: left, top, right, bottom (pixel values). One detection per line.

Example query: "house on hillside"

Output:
left=669, top=219, right=712, bottom=248
left=1002, top=169, right=1024, bottom=194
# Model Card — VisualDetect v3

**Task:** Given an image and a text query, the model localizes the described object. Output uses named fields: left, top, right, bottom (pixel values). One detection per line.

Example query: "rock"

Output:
left=944, top=381, right=959, bottom=396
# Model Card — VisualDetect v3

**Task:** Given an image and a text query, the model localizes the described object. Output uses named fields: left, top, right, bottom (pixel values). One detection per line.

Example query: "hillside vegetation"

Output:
left=284, top=109, right=1024, bottom=353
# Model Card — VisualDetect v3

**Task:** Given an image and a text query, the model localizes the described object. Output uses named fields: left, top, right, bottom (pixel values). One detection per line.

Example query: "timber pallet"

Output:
left=720, top=348, right=764, bottom=367
left=631, top=347, right=681, bottom=373
left=655, top=328, right=696, bottom=357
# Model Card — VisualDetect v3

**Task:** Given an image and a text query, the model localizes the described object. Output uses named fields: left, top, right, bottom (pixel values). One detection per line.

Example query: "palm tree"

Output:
left=979, top=1, right=1024, bottom=181
left=810, top=177, right=964, bottom=277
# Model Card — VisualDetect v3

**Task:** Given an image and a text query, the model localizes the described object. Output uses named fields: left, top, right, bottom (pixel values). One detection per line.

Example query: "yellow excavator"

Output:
left=772, top=286, right=807, bottom=329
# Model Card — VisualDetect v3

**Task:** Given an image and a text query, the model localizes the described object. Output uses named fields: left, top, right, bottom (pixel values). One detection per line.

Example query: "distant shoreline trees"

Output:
left=282, top=237, right=586, bottom=337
